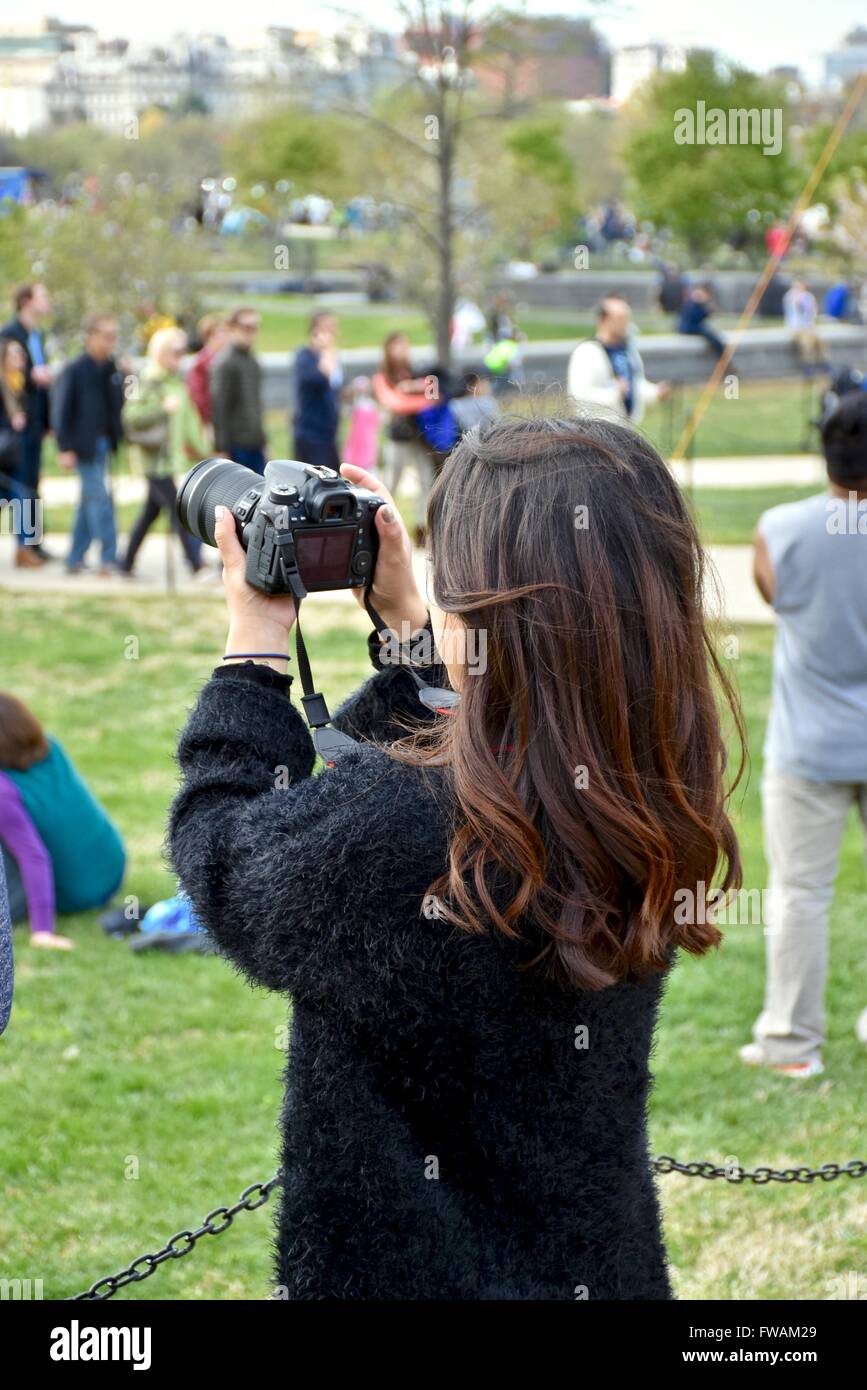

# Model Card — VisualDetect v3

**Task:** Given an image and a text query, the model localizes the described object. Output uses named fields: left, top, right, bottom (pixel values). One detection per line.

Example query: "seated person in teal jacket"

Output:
left=0, top=691, right=125, bottom=948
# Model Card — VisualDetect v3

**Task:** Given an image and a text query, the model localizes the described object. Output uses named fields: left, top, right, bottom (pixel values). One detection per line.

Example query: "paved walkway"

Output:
left=0, top=534, right=769, bottom=624
left=668, top=454, right=824, bottom=488
left=2, top=453, right=807, bottom=623
left=28, top=454, right=826, bottom=506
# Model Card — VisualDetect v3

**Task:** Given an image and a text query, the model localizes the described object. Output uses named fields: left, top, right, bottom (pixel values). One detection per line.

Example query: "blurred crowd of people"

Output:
left=0, top=282, right=523, bottom=572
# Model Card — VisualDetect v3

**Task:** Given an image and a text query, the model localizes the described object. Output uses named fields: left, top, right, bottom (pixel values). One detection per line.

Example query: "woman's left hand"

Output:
left=215, top=505, right=296, bottom=671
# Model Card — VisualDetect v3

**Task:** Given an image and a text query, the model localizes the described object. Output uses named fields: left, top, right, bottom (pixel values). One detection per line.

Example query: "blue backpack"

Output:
left=140, top=893, right=204, bottom=936
left=417, top=400, right=458, bottom=452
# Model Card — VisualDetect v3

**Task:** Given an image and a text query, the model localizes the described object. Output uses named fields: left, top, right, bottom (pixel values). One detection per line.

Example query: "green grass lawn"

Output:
left=0, top=595, right=864, bottom=1300
left=689, top=485, right=824, bottom=546
left=641, top=378, right=823, bottom=461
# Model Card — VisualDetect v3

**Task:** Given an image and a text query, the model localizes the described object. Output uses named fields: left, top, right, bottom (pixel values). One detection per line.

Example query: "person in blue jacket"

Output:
left=678, top=285, right=726, bottom=359
left=292, top=312, right=343, bottom=470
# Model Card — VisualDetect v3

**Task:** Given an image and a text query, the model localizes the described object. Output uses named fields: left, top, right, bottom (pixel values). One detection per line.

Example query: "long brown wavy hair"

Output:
left=394, top=414, right=744, bottom=991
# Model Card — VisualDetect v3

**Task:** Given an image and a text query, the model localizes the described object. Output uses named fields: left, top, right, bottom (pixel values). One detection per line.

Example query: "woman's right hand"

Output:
left=339, top=463, right=428, bottom=635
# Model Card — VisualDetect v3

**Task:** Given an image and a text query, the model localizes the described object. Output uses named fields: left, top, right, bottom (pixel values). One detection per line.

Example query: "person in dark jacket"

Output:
left=52, top=312, right=124, bottom=575
left=168, top=415, right=742, bottom=1301
left=292, top=311, right=343, bottom=469
left=0, top=351, right=42, bottom=569
left=678, top=285, right=726, bottom=359
left=1, top=282, right=54, bottom=560
left=210, top=307, right=266, bottom=473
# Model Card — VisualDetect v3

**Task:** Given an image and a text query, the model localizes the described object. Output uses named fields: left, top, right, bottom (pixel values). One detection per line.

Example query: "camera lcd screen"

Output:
left=295, top=526, right=356, bottom=584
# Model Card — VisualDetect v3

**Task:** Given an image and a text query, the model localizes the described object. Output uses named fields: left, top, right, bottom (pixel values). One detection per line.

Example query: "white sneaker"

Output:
left=855, top=1008, right=867, bottom=1045
left=739, top=1043, right=824, bottom=1078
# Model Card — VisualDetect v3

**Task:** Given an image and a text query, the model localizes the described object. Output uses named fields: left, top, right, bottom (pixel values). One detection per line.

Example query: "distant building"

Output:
left=0, top=20, right=405, bottom=133
left=610, top=44, right=687, bottom=105
left=45, top=30, right=309, bottom=130
left=0, top=24, right=66, bottom=134
left=402, top=15, right=608, bottom=102
left=825, top=27, right=867, bottom=91
left=470, top=17, right=608, bottom=103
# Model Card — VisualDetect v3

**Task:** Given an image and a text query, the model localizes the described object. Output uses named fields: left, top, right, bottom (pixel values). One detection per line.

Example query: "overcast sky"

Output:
left=10, top=1, right=865, bottom=85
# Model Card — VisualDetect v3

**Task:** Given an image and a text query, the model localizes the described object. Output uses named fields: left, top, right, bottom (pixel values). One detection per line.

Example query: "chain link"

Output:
left=68, top=1156, right=866, bottom=1301
left=68, top=1173, right=284, bottom=1302
left=652, top=1156, right=867, bottom=1184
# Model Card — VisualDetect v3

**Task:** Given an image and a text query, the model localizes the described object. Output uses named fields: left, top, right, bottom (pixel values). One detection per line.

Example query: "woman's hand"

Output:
left=339, top=464, right=428, bottom=636
left=214, top=505, right=296, bottom=672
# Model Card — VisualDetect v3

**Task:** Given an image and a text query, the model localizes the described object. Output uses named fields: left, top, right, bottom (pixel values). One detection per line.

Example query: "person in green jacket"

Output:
left=120, top=327, right=211, bottom=577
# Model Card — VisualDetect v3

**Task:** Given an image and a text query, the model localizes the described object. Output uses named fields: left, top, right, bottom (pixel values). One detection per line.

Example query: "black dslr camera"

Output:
left=176, top=457, right=384, bottom=596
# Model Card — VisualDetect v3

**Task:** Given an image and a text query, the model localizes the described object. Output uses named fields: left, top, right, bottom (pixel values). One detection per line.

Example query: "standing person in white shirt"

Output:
left=450, top=297, right=485, bottom=351
left=782, top=279, right=827, bottom=368
left=744, top=392, right=867, bottom=1078
left=567, top=296, right=670, bottom=424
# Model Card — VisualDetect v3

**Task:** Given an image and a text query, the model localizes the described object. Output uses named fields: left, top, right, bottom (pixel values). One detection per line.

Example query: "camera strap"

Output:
left=271, top=541, right=356, bottom=766
left=361, top=590, right=461, bottom=716
left=276, top=541, right=457, bottom=766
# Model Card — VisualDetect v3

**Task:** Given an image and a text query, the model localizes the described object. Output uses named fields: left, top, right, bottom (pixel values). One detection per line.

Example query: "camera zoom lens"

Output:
left=176, top=457, right=263, bottom=546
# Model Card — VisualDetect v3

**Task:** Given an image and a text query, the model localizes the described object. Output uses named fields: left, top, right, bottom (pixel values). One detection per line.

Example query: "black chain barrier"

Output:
left=68, top=1173, right=284, bottom=1302
left=68, top=1156, right=867, bottom=1302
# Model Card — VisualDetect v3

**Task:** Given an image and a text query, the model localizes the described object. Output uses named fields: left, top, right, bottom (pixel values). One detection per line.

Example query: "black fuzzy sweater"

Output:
left=168, top=641, right=673, bottom=1301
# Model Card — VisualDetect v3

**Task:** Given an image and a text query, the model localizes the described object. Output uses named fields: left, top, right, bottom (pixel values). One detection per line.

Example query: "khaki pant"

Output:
left=791, top=328, right=827, bottom=367
left=381, top=438, right=436, bottom=507
left=754, top=769, right=867, bottom=1064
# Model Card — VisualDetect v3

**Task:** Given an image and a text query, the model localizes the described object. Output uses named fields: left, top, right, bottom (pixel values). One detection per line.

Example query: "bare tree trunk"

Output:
left=436, top=97, right=455, bottom=369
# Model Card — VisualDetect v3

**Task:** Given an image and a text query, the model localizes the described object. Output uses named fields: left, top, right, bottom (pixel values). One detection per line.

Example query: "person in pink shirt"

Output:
left=342, top=376, right=380, bottom=472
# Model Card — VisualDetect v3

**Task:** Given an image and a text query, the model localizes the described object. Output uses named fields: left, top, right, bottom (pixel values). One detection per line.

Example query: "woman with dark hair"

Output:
left=0, top=693, right=126, bottom=949
left=169, top=414, right=743, bottom=1300
left=0, top=337, right=44, bottom=569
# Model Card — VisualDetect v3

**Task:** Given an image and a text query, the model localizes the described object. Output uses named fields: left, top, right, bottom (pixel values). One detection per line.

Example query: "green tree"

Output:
left=335, top=1, right=591, bottom=363
left=226, top=107, right=351, bottom=210
left=477, top=112, right=580, bottom=262
left=803, top=124, right=867, bottom=203
left=11, top=184, right=204, bottom=348
left=13, top=115, right=223, bottom=201
left=0, top=203, right=33, bottom=303
left=623, top=52, right=800, bottom=256
left=561, top=107, right=624, bottom=209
